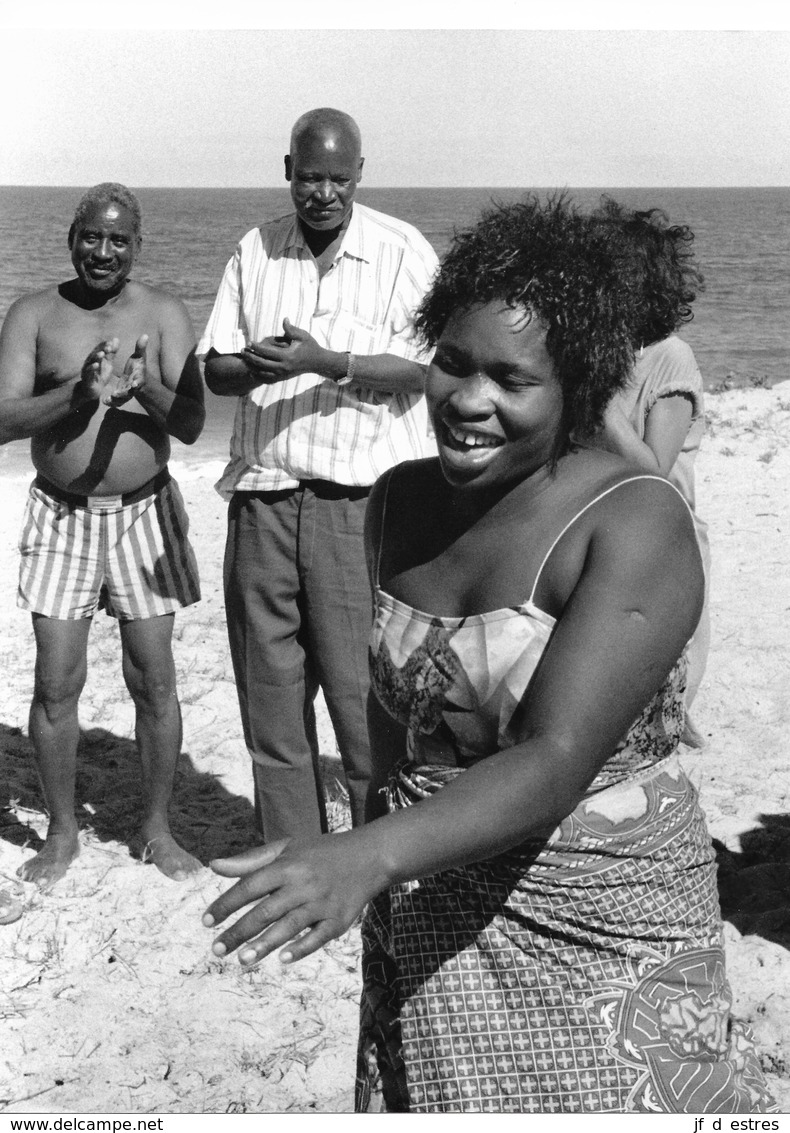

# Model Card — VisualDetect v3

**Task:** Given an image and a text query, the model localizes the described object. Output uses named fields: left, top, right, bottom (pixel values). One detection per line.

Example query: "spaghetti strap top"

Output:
left=527, top=474, right=691, bottom=605
left=376, top=470, right=690, bottom=609
left=370, top=472, right=689, bottom=786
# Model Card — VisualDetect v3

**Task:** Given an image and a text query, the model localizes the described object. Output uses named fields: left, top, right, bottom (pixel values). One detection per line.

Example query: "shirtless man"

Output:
left=0, top=182, right=205, bottom=887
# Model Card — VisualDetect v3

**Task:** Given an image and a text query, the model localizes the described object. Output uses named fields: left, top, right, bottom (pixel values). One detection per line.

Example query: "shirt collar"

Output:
left=280, top=205, right=369, bottom=264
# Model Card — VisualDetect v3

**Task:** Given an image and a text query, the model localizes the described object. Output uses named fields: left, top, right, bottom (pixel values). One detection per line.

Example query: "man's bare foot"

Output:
left=17, top=830, right=80, bottom=888
left=140, top=831, right=202, bottom=881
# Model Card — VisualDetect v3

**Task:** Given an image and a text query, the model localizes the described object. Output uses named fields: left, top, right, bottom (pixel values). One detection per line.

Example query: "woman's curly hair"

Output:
left=415, top=194, right=637, bottom=443
left=590, top=196, right=704, bottom=346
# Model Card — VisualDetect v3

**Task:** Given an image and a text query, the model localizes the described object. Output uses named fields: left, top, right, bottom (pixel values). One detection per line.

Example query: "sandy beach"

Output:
left=1, top=383, right=789, bottom=1114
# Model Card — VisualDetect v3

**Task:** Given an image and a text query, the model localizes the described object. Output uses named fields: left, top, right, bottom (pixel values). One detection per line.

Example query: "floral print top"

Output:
left=369, top=476, right=689, bottom=795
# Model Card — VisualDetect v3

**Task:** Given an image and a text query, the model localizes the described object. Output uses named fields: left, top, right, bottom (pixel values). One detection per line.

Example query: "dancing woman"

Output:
left=203, top=196, right=776, bottom=1115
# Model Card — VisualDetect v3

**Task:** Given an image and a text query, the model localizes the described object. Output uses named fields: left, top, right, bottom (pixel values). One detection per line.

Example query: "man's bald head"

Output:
left=289, top=108, right=362, bottom=159
left=285, top=108, right=364, bottom=241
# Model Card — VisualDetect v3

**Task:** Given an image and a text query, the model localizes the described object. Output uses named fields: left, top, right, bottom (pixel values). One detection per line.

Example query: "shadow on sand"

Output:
left=714, top=815, right=790, bottom=951
left=0, top=723, right=353, bottom=870
left=0, top=721, right=260, bottom=866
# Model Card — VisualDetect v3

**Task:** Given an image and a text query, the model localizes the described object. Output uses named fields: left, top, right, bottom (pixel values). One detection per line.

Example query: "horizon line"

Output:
left=2, top=183, right=790, bottom=192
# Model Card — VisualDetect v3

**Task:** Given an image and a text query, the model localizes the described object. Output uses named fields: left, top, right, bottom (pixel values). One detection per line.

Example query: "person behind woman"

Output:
left=587, top=199, right=710, bottom=743
left=202, top=196, right=776, bottom=1114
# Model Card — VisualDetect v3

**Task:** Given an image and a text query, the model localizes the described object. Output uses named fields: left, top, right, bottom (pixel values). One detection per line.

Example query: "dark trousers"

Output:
left=224, top=482, right=373, bottom=843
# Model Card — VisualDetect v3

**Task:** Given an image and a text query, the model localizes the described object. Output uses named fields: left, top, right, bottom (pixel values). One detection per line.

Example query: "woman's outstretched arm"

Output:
left=203, top=477, right=703, bottom=966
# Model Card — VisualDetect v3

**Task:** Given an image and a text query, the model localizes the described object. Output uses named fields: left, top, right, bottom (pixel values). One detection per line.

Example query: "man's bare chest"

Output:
left=36, top=306, right=158, bottom=388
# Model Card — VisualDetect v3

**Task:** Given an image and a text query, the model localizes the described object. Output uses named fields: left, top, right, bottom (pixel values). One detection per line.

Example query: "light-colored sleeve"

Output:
left=640, top=336, right=704, bottom=420
left=196, top=245, right=250, bottom=358
left=383, top=232, right=440, bottom=365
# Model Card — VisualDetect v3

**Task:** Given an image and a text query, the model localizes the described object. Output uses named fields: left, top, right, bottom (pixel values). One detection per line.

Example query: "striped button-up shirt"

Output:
left=197, top=203, right=439, bottom=496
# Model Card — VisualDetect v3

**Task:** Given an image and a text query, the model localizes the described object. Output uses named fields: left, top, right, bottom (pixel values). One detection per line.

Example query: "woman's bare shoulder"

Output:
left=533, top=448, right=698, bottom=609
left=561, top=448, right=694, bottom=539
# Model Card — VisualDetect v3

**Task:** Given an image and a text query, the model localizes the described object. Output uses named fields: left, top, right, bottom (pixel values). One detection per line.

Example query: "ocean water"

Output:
left=1, top=185, right=788, bottom=469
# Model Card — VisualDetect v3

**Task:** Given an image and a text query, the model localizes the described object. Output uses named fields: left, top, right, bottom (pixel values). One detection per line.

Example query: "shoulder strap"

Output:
left=527, top=474, right=687, bottom=605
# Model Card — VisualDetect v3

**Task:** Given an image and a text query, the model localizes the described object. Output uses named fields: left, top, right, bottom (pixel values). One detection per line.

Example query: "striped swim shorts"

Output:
left=18, top=469, right=201, bottom=621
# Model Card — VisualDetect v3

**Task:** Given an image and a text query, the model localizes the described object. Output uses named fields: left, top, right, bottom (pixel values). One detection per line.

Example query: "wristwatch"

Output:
left=336, top=351, right=356, bottom=387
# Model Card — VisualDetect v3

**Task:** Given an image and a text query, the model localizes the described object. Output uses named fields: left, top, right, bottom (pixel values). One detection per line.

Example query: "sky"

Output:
left=3, top=6, right=790, bottom=187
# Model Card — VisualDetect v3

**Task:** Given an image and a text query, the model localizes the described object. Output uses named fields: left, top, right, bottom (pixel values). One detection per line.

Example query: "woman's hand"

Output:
left=202, top=831, right=383, bottom=966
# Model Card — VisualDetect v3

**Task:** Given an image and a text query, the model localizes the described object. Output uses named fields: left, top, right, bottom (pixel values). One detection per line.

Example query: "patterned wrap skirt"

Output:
left=355, top=756, right=777, bottom=1114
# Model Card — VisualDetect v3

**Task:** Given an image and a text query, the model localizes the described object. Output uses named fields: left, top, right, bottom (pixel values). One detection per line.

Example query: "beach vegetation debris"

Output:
left=710, top=377, right=735, bottom=394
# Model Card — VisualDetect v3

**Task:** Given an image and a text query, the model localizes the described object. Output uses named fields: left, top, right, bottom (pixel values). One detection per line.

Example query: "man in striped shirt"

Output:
left=199, top=108, right=438, bottom=845
left=0, top=183, right=205, bottom=888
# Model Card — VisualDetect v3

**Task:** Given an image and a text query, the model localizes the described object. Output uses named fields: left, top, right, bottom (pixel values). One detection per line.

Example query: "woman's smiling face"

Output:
left=426, top=301, right=565, bottom=492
